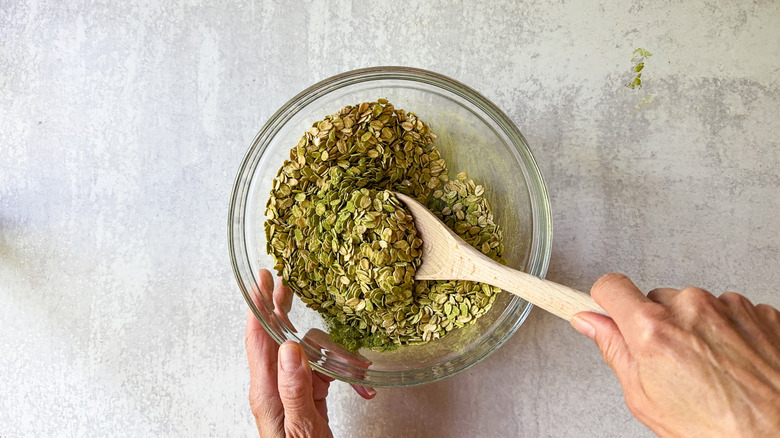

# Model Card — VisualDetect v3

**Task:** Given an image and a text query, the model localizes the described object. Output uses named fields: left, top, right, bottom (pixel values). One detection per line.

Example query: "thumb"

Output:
left=572, top=313, right=635, bottom=385
left=277, top=342, right=322, bottom=435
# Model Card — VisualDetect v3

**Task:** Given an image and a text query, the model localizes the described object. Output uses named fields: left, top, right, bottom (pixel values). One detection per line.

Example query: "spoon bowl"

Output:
left=396, top=192, right=606, bottom=321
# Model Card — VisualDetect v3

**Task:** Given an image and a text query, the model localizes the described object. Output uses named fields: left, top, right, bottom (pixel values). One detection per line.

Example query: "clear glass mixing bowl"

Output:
left=229, top=67, right=552, bottom=387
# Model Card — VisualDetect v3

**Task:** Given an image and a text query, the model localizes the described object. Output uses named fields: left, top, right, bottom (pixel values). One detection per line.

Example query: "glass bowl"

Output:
left=229, top=67, right=552, bottom=387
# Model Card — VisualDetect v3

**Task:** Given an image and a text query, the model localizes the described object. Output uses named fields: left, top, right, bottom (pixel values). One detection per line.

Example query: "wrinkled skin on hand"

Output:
left=572, top=273, right=780, bottom=438
left=245, top=270, right=375, bottom=438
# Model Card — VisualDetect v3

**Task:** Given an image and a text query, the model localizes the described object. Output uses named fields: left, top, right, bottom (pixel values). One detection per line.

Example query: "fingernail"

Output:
left=571, top=315, right=596, bottom=340
left=351, top=384, right=377, bottom=399
left=279, top=343, right=301, bottom=372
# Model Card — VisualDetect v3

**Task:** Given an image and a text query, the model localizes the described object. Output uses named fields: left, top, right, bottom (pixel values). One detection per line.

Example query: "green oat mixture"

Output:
left=265, top=100, right=505, bottom=351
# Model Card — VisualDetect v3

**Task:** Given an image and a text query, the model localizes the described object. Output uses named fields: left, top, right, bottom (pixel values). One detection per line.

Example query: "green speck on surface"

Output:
left=632, top=48, right=653, bottom=61
left=627, top=73, right=642, bottom=89
left=626, top=48, right=652, bottom=89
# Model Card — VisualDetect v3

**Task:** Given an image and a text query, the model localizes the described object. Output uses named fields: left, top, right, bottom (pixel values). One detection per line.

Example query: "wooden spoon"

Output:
left=396, top=193, right=606, bottom=321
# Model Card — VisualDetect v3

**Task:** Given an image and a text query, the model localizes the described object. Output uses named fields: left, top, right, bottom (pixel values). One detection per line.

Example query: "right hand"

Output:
left=572, top=273, right=780, bottom=437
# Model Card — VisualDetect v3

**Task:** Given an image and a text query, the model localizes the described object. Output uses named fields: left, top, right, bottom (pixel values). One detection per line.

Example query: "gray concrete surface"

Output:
left=2, top=1, right=779, bottom=436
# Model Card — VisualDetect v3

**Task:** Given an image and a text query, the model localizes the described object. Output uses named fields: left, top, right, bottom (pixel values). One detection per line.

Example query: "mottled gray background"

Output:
left=2, top=1, right=779, bottom=436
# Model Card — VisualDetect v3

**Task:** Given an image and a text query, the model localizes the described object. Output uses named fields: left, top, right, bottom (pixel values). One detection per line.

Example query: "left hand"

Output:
left=244, top=270, right=375, bottom=437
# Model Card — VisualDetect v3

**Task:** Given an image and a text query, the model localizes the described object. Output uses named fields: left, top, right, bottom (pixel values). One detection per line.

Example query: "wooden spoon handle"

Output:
left=461, top=248, right=607, bottom=320
left=492, top=264, right=606, bottom=320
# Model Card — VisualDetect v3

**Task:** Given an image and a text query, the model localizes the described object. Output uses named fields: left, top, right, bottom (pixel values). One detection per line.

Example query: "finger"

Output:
left=670, top=286, right=723, bottom=329
left=719, top=293, right=780, bottom=369
left=591, top=273, right=656, bottom=334
left=314, top=370, right=335, bottom=383
left=274, top=278, right=294, bottom=315
left=572, top=312, right=639, bottom=398
left=756, top=304, right=780, bottom=349
left=277, top=342, right=324, bottom=436
left=273, top=277, right=297, bottom=332
left=312, top=371, right=332, bottom=420
left=301, top=330, right=375, bottom=399
left=258, top=269, right=275, bottom=305
left=245, top=306, right=284, bottom=437
left=247, top=270, right=281, bottom=399
left=647, top=288, right=678, bottom=306
left=718, top=291, right=754, bottom=309
left=311, top=368, right=377, bottom=404
left=719, top=291, right=759, bottom=327
left=756, top=303, right=780, bottom=330
left=350, top=384, right=377, bottom=399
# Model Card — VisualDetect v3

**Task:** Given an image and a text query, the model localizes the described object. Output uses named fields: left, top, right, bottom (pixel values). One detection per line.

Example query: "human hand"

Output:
left=245, top=270, right=376, bottom=437
left=572, top=273, right=780, bottom=437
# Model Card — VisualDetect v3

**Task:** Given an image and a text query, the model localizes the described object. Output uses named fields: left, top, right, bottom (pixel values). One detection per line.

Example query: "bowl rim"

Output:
left=229, top=66, right=552, bottom=387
